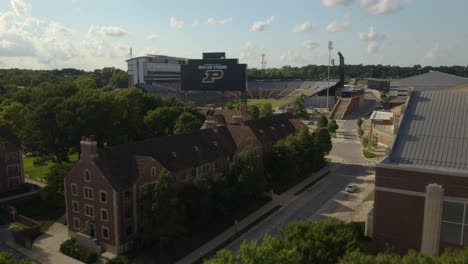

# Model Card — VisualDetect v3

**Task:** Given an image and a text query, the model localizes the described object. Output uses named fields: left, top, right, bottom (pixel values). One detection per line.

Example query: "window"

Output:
left=151, top=167, right=156, bottom=177
left=7, top=177, right=20, bottom=188
left=101, top=209, right=108, bottom=222
left=126, top=225, right=133, bottom=236
left=7, top=152, right=18, bottom=162
left=84, top=204, right=94, bottom=217
left=84, top=170, right=91, bottom=182
left=0, top=143, right=4, bottom=151
left=73, top=217, right=80, bottom=230
left=125, top=207, right=132, bottom=219
left=441, top=201, right=468, bottom=246
left=71, top=184, right=78, bottom=196
left=124, top=191, right=131, bottom=200
left=100, top=191, right=107, bottom=203
left=197, top=164, right=211, bottom=177
left=84, top=187, right=93, bottom=200
left=72, top=200, right=79, bottom=213
left=7, top=165, right=19, bottom=177
left=102, top=227, right=109, bottom=239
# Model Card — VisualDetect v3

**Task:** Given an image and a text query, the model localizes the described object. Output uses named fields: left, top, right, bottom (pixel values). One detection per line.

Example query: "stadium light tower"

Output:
left=326, top=41, right=333, bottom=110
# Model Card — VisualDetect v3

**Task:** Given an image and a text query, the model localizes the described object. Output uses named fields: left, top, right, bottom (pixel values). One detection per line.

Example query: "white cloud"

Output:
left=89, top=26, right=127, bottom=37
left=207, top=17, right=233, bottom=25
left=359, top=26, right=385, bottom=54
left=10, top=0, right=29, bottom=17
left=422, top=43, right=440, bottom=65
left=322, top=0, right=354, bottom=7
left=326, top=12, right=351, bottom=33
left=303, top=40, right=320, bottom=49
left=147, top=34, right=159, bottom=40
left=360, top=0, right=408, bottom=15
left=292, top=21, right=314, bottom=33
left=170, top=16, right=184, bottom=29
left=280, top=49, right=304, bottom=65
left=250, top=16, right=275, bottom=32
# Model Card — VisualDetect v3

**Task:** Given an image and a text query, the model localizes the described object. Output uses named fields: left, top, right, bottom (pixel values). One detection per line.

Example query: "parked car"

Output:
left=345, top=184, right=357, bottom=193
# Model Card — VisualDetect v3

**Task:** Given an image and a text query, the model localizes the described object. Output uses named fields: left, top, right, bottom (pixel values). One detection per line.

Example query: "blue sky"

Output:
left=1, top=0, right=468, bottom=70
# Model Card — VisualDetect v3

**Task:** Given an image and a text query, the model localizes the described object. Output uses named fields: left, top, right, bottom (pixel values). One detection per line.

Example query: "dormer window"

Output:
left=151, top=167, right=156, bottom=177
left=84, top=170, right=91, bottom=182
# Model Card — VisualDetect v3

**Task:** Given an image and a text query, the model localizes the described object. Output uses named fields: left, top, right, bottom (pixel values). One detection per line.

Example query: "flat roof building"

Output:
left=126, top=55, right=188, bottom=86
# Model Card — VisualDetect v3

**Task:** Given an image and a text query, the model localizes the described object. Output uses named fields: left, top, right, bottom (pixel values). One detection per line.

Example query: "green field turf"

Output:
left=23, top=153, right=79, bottom=179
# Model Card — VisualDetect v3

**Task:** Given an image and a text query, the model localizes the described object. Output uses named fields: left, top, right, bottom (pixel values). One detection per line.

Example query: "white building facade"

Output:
left=126, top=55, right=188, bottom=86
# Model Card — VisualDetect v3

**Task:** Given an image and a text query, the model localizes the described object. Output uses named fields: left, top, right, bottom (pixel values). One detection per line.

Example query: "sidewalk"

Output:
left=176, top=166, right=330, bottom=264
left=6, top=216, right=82, bottom=264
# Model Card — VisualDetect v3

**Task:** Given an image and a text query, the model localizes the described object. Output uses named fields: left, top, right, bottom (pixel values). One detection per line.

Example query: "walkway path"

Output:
left=6, top=216, right=82, bottom=264
left=176, top=166, right=330, bottom=264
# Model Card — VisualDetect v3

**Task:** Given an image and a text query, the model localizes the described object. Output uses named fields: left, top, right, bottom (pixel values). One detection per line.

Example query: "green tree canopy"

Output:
left=316, top=115, right=329, bottom=128
left=248, top=105, right=260, bottom=120
left=174, top=111, right=204, bottom=135
left=294, top=94, right=308, bottom=119
left=259, top=103, right=273, bottom=118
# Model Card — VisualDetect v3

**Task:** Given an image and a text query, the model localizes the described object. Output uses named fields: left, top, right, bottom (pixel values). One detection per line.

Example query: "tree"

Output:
left=73, top=76, right=98, bottom=89
left=229, top=145, right=265, bottom=200
left=259, top=103, right=273, bottom=118
left=316, top=115, right=329, bottom=128
left=316, top=127, right=332, bottom=155
left=294, top=94, right=308, bottom=119
left=279, top=220, right=364, bottom=264
left=357, top=118, right=363, bottom=127
left=0, top=252, right=31, bottom=264
left=205, top=235, right=301, bottom=264
left=248, top=105, right=260, bottom=120
left=328, top=119, right=339, bottom=133
left=109, top=69, right=128, bottom=88
left=174, top=111, right=204, bottom=135
left=41, top=162, right=75, bottom=201
left=138, top=169, right=186, bottom=251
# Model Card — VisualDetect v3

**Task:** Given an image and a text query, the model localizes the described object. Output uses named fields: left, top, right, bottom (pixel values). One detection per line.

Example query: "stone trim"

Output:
left=375, top=186, right=425, bottom=197
left=377, top=162, right=468, bottom=178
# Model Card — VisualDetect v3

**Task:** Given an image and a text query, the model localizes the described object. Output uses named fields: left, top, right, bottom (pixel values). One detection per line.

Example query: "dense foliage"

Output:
left=269, top=127, right=327, bottom=192
left=247, top=64, right=468, bottom=81
left=205, top=220, right=369, bottom=264
left=0, top=86, right=204, bottom=163
left=294, top=94, right=309, bottom=119
left=106, top=256, right=130, bottom=264
left=0, top=252, right=31, bottom=264
left=59, top=238, right=98, bottom=264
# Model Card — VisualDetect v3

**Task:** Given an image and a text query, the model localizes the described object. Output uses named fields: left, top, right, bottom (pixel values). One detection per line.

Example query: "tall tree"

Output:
left=294, top=94, right=308, bottom=119
left=259, top=103, right=273, bottom=118
left=174, top=111, right=204, bottom=135
left=248, top=105, right=260, bottom=120
left=316, top=127, right=332, bottom=155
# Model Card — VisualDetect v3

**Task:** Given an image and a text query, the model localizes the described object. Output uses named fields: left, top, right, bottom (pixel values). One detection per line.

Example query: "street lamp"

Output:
left=327, top=41, right=333, bottom=110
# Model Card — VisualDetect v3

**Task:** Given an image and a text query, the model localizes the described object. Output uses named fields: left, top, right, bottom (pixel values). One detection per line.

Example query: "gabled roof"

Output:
left=390, top=71, right=468, bottom=90
left=244, top=113, right=306, bottom=145
left=0, top=126, right=20, bottom=148
left=95, top=127, right=236, bottom=189
left=387, top=89, right=468, bottom=171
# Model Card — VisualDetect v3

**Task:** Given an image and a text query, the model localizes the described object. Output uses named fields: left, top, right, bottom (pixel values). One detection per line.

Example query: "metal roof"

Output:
left=389, top=90, right=468, bottom=170
left=390, top=71, right=468, bottom=90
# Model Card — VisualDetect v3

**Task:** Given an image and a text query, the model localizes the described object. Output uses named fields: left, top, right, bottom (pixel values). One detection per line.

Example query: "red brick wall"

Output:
left=65, top=160, right=117, bottom=246
left=373, top=190, right=425, bottom=254
left=374, top=166, right=468, bottom=255
left=0, top=140, right=24, bottom=193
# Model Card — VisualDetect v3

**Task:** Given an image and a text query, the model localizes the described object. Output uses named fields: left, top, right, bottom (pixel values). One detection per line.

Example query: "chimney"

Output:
left=285, top=106, right=295, bottom=114
left=232, top=115, right=244, bottom=125
left=204, top=120, right=217, bottom=130
left=80, top=135, right=98, bottom=160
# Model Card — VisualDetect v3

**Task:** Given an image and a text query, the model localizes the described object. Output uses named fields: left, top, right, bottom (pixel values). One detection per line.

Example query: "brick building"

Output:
left=373, top=89, right=468, bottom=256
left=0, top=126, right=24, bottom=193
left=64, top=112, right=305, bottom=254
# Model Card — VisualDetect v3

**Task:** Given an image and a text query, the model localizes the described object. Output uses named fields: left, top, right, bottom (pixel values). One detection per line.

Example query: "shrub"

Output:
left=328, top=120, right=339, bottom=133
left=60, top=238, right=98, bottom=264
left=357, top=127, right=364, bottom=138
left=357, top=118, right=363, bottom=127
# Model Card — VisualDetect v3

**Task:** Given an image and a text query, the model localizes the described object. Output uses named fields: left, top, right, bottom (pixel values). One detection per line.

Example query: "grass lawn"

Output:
left=247, top=98, right=291, bottom=109
left=23, top=153, right=79, bottom=179
left=362, top=150, right=377, bottom=159
left=364, top=190, right=375, bottom=202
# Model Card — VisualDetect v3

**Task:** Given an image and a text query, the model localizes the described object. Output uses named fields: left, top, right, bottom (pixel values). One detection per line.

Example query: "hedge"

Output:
left=60, top=238, right=98, bottom=264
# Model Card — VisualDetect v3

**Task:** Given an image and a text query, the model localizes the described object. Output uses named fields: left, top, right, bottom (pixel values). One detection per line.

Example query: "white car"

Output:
left=345, top=184, right=357, bottom=193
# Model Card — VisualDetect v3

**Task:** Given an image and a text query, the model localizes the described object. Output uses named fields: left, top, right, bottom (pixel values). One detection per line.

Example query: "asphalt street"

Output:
left=225, top=91, right=379, bottom=253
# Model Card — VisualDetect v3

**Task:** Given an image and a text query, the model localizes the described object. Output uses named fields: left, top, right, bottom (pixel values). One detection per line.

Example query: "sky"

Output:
left=1, top=0, right=468, bottom=71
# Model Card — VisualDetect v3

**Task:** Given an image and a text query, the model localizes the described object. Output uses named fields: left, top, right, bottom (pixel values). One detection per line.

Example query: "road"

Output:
left=225, top=91, right=379, bottom=253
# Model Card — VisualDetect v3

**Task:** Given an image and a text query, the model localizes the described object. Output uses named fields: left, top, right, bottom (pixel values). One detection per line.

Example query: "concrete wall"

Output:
left=305, top=96, right=335, bottom=109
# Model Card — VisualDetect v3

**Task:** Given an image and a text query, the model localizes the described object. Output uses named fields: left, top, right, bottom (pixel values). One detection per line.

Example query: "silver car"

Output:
left=345, top=184, right=357, bottom=193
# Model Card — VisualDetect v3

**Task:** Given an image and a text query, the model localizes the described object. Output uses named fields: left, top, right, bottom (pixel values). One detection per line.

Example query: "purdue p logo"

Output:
left=202, top=70, right=224, bottom=83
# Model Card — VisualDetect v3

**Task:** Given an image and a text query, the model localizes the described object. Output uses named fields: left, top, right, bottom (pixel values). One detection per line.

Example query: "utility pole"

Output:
left=327, top=41, right=333, bottom=110
left=261, top=53, right=267, bottom=77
